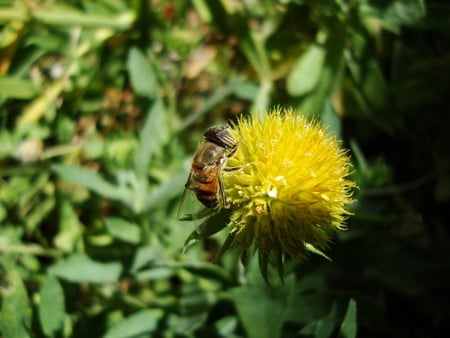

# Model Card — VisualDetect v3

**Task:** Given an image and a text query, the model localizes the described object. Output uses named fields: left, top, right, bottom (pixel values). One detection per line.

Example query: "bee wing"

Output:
left=177, top=173, right=210, bottom=221
left=178, top=179, right=218, bottom=222
left=177, top=173, right=192, bottom=220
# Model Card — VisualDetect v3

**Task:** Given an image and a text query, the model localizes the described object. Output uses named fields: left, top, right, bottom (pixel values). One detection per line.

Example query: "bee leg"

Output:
left=227, top=144, right=238, bottom=158
left=218, top=176, right=231, bottom=208
left=223, top=165, right=242, bottom=172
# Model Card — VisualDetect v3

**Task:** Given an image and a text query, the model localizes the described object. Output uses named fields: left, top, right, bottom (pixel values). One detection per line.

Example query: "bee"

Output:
left=179, top=125, right=241, bottom=218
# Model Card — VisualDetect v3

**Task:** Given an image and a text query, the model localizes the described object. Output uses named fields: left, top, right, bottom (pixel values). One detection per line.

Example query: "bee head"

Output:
left=203, top=125, right=237, bottom=149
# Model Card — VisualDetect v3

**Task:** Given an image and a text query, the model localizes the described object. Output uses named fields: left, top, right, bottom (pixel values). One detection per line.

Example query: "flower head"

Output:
left=223, top=107, right=355, bottom=268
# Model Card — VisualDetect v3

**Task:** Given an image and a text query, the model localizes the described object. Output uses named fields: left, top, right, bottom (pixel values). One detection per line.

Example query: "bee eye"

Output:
left=204, top=125, right=236, bottom=149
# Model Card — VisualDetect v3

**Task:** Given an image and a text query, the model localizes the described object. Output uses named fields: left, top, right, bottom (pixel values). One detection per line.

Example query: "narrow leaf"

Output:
left=1, top=259, right=31, bottom=338
left=339, top=299, right=357, bottom=338
left=39, top=275, right=65, bottom=336
left=304, top=242, right=332, bottom=261
left=127, top=47, right=157, bottom=98
left=104, top=309, right=164, bottom=338
left=48, top=254, right=122, bottom=283
left=321, top=101, right=342, bottom=138
left=146, top=170, right=187, bottom=210
left=104, top=217, right=141, bottom=244
left=229, top=274, right=295, bottom=338
left=134, top=100, right=168, bottom=177
left=52, top=164, right=133, bottom=205
left=177, top=76, right=245, bottom=131
left=182, top=209, right=231, bottom=253
left=0, top=77, right=39, bottom=99
left=383, top=0, right=426, bottom=27
left=287, top=43, right=325, bottom=97
left=32, top=4, right=134, bottom=29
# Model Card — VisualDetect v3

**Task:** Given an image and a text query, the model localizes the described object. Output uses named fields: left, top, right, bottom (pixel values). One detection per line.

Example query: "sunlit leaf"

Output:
left=134, top=100, right=168, bottom=178
left=127, top=47, right=158, bottom=99
left=298, top=303, right=337, bottom=338
left=172, top=261, right=233, bottom=285
left=167, top=313, right=209, bottom=336
left=177, top=76, right=245, bottom=131
left=104, top=309, right=164, bottom=338
left=0, top=77, right=39, bottom=99
left=0, top=259, right=31, bottom=338
left=383, top=0, right=426, bottom=27
left=104, top=217, right=141, bottom=244
left=296, top=27, right=345, bottom=116
left=321, top=101, right=342, bottom=138
left=287, top=43, right=325, bottom=97
left=339, top=299, right=358, bottom=338
left=135, top=266, right=174, bottom=281
left=48, top=254, right=122, bottom=283
left=54, top=200, right=82, bottom=252
left=304, top=242, right=332, bottom=261
left=183, top=208, right=231, bottom=253
left=52, top=164, right=133, bottom=206
left=32, top=3, right=134, bottom=29
left=39, top=275, right=65, bottom=336
left=229, top=263, right=296, bottom=338
left=130, top=245, right=167, bottom=273
left=215, top=316, right=238, bottom=337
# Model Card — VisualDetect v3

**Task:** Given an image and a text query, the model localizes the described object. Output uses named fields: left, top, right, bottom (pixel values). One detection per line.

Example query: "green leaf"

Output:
left=177, top=76, right=245, bottom=131
left=229, top=268, right=295, bottom=338
left=52, top=164, right=133, bottom=206
left=304, top=243, right=332, bottom=261
left=104, top=217, right=141, bottom=244
left=183, top=208, right=231, bottom=253
left=135, top=266, right=174, bottom=281
left=344, top=50, right=399, bottom=132
left=251, top=80, right=272, bottom=118
left=127, top=47, right=158, bottom=99
left=287, top=43, right=325, bottom=97
left=32, top=3, right=134, bottom=29
left=296, top=26, right=345, bottom=117
left=172, top=261, right=233, bottom=285
left=145, top=170, right=187, bottom=210
left=48, top=254, right=122, bottom=283
left=213, top=230, right=235, bottom=263
left=134, top=100, right=168, bottom=178
left=104, top=309, right=164, bottom=338
left=321, top=101, right=342, bottom=139
left=215, top=316, right=238, bottom=337
left=0, top=77, right=39, bottom=99
left=383, top=0, right=426, bottom=27
left=232, top=79, right=259, bottom=101
left=39, top=275, right=65, bottom=336
left=298, top=303, right=337, bottom=338
left=339, top=299, right=357, bottom=338
left=191, top=0, right=212, bottom=22
left=167, top=313, right=209, bottom=335
left=0, top=259, right=31, bottom=338
left=54, top=200, right=83, bottom=252
left=130, top=245, right=166, bottom=273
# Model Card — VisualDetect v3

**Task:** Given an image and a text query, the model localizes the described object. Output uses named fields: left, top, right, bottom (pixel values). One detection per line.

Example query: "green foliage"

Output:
left=104, top=309, right=164, bottom=338
left=39, top=276, right=65, bottom=336
left=1, top=0, right=449, bottom=337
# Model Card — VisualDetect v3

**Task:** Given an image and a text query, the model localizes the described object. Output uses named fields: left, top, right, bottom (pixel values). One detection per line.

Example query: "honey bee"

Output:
left=179, top=125, right=241, bottom=218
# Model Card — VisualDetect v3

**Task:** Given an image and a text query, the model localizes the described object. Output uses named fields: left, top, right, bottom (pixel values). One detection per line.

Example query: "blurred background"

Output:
left=1, top=1, right=449, bottom=337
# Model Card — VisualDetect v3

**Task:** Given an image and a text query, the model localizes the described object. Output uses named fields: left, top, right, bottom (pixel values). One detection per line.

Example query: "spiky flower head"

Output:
left=223, top=107, right=355, bottom=270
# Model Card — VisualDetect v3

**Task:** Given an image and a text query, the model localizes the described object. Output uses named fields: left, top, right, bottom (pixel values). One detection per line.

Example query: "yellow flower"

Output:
left=223, top=107, right=356, bottom=267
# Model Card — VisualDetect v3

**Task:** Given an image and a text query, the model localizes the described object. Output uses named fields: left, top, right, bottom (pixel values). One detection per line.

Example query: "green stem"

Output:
left=0, top=244, right=62, bottom=258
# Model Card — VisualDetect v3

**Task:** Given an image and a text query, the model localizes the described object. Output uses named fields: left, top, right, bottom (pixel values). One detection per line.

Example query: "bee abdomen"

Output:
left=195, top=190, right=218, bottom=208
